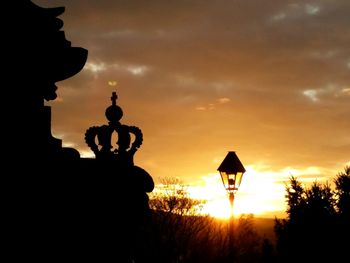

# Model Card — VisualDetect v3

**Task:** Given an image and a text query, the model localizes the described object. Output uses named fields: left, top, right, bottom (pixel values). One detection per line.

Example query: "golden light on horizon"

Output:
left=186, top=164, right=340, bottom=219
left=188, top=166, right=288, bottom=219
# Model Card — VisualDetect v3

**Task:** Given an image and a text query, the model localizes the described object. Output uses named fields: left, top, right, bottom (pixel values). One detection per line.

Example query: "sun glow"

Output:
left=151, top=164, right=333, bottom=219
left=188, top=166, right=288, bottom=219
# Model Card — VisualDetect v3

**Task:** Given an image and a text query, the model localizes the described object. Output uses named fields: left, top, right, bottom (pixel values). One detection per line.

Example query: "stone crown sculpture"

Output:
left=85, top=91, right=143, bottom=165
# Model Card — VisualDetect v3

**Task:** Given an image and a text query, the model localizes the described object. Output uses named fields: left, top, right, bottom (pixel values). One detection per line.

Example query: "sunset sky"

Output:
left=34, top=0, right=349, bottom=218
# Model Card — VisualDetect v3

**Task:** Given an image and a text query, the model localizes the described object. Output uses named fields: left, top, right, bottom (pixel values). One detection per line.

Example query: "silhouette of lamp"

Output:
left=218, top=152, right=245, bottom=263
left=217, top=151, right=246, bottom=216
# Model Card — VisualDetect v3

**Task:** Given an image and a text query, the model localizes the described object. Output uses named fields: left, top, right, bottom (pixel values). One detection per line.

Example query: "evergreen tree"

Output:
left=275, top=167, right=350, bottom=263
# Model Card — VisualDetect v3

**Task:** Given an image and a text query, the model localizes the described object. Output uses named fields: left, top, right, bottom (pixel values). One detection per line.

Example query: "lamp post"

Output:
left=217, top=151, right=246, bottom=261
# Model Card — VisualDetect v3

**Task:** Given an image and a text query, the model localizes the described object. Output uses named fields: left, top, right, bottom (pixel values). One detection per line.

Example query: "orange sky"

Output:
left=34, top=0, right=349, bottom=217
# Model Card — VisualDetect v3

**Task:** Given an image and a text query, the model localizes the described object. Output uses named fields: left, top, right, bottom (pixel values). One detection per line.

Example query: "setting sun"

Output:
left=187, top=166, right=289, bottom=219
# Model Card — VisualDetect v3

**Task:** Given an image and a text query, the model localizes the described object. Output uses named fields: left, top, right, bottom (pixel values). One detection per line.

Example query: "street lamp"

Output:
left=218, top=151, right=246, bottom=261
left=217, top=151, right=246, bottom=216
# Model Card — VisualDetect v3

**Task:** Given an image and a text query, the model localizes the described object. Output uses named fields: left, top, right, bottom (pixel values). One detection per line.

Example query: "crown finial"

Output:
left=85, top=91, right=143, bottom=163
left=105, top=91, right=123, bottom=123
left=111, top=91, right=118, bottom=106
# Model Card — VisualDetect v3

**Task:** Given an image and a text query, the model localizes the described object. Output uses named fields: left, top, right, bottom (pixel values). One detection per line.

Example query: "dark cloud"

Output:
left=34, top=0, right=349, bottom=181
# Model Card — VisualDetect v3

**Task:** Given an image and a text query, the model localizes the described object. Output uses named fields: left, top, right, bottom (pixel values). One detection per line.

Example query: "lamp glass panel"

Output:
left=219, top=171, right=229, bottom=189
left=235, top=172, right=244, bottom=189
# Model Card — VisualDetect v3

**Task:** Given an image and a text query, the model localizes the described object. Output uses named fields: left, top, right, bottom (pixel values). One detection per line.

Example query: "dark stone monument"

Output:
left=5, top=0, right=87, bottom=160
left=4, top=1, right=154, bottom=262
left=84, top=91, right=155, bottom=261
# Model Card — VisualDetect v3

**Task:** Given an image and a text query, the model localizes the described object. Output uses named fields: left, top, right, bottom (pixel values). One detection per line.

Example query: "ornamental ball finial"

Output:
left=105, top=91, right=123, bottom=122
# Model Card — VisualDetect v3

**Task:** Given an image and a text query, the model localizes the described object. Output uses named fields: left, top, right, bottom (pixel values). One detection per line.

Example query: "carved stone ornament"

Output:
left=85, top=92, right=143, bottom=165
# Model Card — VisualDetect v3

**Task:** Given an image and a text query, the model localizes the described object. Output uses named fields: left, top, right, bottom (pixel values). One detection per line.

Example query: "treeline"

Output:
left=275, top=166, right=350, bottom=263
left=136, top=177, right=270, bottom=263
left=142, top=212, right=265, bottom=262
left=135, top=167, right=349, bottom=263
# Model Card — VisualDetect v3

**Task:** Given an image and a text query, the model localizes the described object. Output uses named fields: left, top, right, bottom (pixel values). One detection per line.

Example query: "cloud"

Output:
left=195, top=106, right=206, bottom=111
left=126, top=65, right=149, bottom=76
left=269, top=2, right=322, bottom=25
left=303, top=89, right=319, bottom=102
left=305, top=4, right=320, bottom=16
left=84, top=62, right=107, bottom=73
left=218, top=97, right=231, bottom=104
left=302, top=84, right=350, bottom=102
left=195, top=97, right=230, bottom=111
left=83, top=60, right=150, bottom=78
left=271, top=13, right=287, bottom=22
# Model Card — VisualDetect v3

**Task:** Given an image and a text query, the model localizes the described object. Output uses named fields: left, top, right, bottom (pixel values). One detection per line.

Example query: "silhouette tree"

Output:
left=148, top=178, right=267, bottom=263
left=149, top=177, right=205, bottom=215
left=234, top=214, right=262, bottom=263
left=275, top=167, right=350, bottom=263
left=333, top=166, right=350, bottom=261
left=334, top=166, right=350, bottom=220
left=261, top=238, right=275, bottom=263
left=148, top=177, right=207, bottom=262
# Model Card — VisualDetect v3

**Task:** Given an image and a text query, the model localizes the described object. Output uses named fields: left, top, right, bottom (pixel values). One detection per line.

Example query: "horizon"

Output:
left=34, top=0, right=350, bottom=218
left=151, top=164, right=348, bottom=219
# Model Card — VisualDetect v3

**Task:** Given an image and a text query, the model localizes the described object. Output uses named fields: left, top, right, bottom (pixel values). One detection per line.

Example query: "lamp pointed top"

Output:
left=217, top=151, right=246, bottom=174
